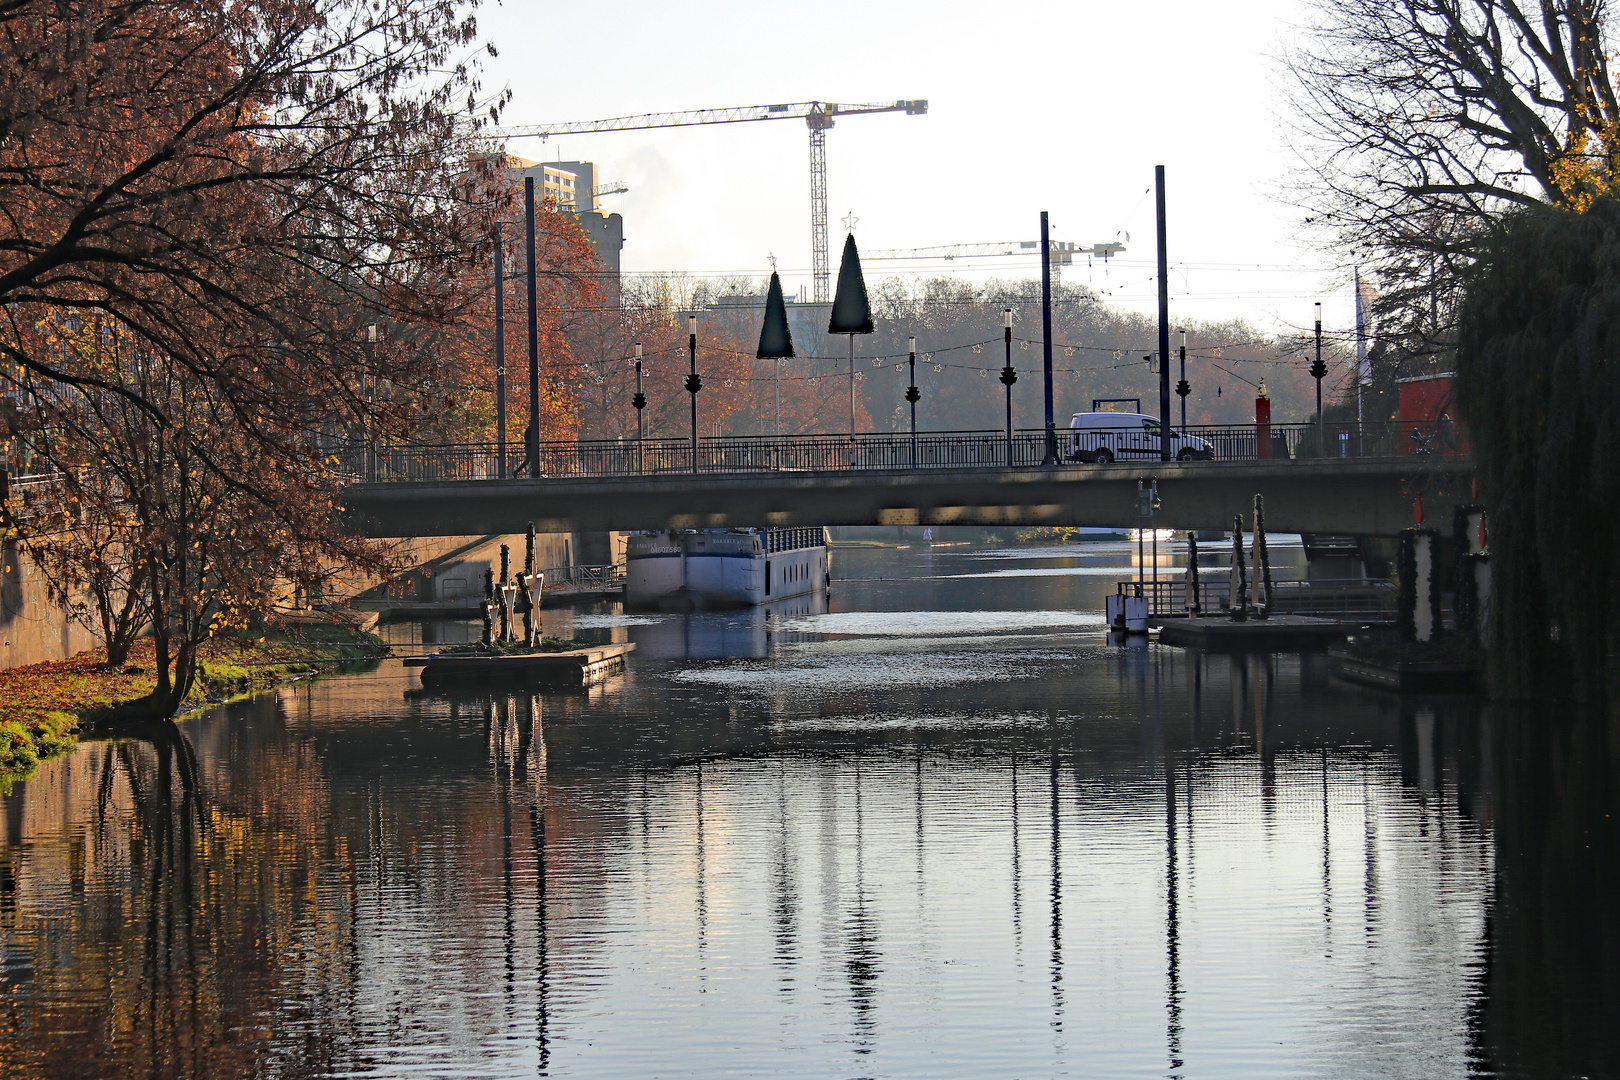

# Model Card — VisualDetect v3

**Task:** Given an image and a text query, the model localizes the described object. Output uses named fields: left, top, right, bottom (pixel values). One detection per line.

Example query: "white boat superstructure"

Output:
left=625, top=527, right=829, bottom=611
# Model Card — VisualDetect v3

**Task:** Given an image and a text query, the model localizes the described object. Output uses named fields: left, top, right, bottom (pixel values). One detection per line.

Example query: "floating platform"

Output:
left=1329, top=650, right=1482, bottom=693
left=403, top=643, right=634, bottom=688
left=1151, top=615, right=1350, bottom=652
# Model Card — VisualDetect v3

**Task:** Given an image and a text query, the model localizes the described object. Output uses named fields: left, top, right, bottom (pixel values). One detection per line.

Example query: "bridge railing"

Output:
left=335, top=418, right=1467, bottom=482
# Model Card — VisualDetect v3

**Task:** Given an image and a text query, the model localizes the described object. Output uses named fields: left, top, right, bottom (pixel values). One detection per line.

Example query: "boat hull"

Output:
left=625, top=529, right=828, bottom=610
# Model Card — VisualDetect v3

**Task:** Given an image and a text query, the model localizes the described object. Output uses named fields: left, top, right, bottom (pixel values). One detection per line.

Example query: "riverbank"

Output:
left=0, top=627, right=387, bottom=790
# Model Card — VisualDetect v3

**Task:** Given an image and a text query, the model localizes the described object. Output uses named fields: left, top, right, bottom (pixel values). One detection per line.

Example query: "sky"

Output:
left=475, top=0, right=1344, bottom=340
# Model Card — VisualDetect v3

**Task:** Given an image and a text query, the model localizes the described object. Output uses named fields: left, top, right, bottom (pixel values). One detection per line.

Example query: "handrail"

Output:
left=329, top=419, right=1469, bottom=484
left=1120, top=576, right=1398, bottom=620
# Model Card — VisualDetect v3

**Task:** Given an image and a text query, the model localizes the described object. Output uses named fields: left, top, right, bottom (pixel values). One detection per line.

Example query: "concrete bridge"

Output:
left=342, top=456, right=1476, bottom=539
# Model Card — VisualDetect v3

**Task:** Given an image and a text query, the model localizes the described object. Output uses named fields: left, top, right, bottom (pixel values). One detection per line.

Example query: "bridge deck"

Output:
left=342, top=456, right=1475, bottom=538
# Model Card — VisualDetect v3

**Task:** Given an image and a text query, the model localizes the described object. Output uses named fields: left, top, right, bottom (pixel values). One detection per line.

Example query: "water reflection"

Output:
left=0, top=542, right=1614, bottom=1078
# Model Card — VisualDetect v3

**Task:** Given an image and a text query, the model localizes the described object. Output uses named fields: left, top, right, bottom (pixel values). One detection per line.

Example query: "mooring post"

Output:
left=482, top=566, right=495, bottom=647
left=1398, top=526, right=1441, bottom=643
left=1231, top=515, right=1249, bottom=622
left=1187, top=531, right=1201, bottom=617
left=1253, top=494, right=1273, bottom=620
left=498, top=544, right=511, bottom=641
left=524, top=524, right=537, bottom=645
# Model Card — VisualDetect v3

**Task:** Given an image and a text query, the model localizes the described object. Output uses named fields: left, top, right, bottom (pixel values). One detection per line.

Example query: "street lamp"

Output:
left=364, top=323, right=378, bottom=481
left=493, top=226, right=507, bottom=479
left=905, top=335, right=920, bottom=468
left=632, top=341, right=646, bottom=474
left=1310, top=302, right=1327, bottom=455
left=684, top=314, right=701, bottom=473
left=1000, top=309, right=1017, bottom=466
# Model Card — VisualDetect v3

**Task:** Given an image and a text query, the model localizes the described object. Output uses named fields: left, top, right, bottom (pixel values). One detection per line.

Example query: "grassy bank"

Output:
left=1, top=627, right=387, bottom=791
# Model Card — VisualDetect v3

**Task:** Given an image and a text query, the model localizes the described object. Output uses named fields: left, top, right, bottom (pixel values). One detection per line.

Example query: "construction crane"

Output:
left=499, top=100, right=929, bottom=303
left=862, top=240, right=1126, bottom=284
left=593, top=180, right=629, bottom=200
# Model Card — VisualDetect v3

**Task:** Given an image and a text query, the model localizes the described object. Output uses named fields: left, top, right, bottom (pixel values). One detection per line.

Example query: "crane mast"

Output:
left=499, top=99, right=927, bottom=303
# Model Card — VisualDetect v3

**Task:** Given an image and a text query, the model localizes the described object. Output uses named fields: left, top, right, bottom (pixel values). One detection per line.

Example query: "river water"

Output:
left=1, top=540, right=1615, bottom=1079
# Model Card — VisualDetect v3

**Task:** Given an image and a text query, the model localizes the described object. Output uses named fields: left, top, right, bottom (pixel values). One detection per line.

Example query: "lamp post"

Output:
left=494, top=226, right=507, bottom=479
left=906, top=335, right=920, bottom=469
left=1175, top=328, right=1190, bottom=431
left=1040, top=211, right=1058, bottom=464
left=999, top=309, right=1017, bottom=466
left=684, top=315, right=701, bottom=473
left=524, top=176, right=540, bottom=478
left=632, top=341, right=646, bottom=474
left=1310, top=302, right=1327, bottom=455
left=364, top=322, right=378, bottom=481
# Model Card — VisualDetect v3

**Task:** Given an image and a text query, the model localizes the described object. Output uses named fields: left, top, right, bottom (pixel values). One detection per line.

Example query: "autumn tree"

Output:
left=14, top=314, right=399, bottom=716
left=856, top=277, right=1318, bottom=433
left=416, top=196, right=604, bottom=450
left=1285, top=0, right=1620, bottom=358
left=0, top=0, right=508, bottom=714
left=568, top=278, right=770, bottom=441
left=1, top=0, right=507, bottom=468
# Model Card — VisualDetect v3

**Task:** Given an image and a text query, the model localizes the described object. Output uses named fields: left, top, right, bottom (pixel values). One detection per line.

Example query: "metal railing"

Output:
left=334, top=418, right=1468, bottom=483
left=1122, top=577, right=1397, bottom=620
left=541, top=563, right=626, bottom=593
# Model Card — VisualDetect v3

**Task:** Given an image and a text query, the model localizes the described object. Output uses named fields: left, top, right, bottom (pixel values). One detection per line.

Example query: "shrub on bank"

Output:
left=0, top=629, right=388, bottom=788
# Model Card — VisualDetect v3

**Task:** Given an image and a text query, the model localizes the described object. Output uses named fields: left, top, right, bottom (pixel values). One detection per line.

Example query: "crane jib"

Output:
left=497, top=100, right=927, bottom=139
left=495, top=99, right=927, bottom=305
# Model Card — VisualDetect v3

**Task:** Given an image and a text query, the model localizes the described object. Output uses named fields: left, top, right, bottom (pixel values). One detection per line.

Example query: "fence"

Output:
left=1119, top=576, right=1397, bottom=620
left=541, top=563, right=626, bottom=594
left=329, top=418, right=1469, bottom=484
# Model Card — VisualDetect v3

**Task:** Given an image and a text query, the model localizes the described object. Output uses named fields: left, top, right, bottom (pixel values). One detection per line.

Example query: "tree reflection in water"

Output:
left=1472, top=702, right=1619, bottom=1079
left=0, top=646, right=1615, bottom=1078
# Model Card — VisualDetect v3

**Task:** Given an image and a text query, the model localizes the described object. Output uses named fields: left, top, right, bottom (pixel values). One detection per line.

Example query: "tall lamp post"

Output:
left=524, top=176, right=540, bottom=478
left=364, top=323, right=378, bottom=481
left=632, top=341, right=646, bottom=474
left=684, top=315, right=701, bottom=473
left=1310, top=302, right=1327, bottom=455
left=906, top=335, right=920, bottom=469
left=828, top=233, right=874, bottom=438
left=1175, top=328, right=1190, bottom=431
left=1039, top=211, right=1058, bottom=464
left=999, top=309, right=1017, bottom=466
left=494, top=226, right=507, bottom=479
left=755, top=270, right=796, bottom=456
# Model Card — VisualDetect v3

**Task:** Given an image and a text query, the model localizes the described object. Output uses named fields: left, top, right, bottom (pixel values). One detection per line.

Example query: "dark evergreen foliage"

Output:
left=1456, top=200, right=1620, bottom=702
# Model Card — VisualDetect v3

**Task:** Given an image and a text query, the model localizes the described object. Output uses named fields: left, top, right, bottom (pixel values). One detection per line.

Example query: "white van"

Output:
left=1068, top=412, right=1214, bottom=463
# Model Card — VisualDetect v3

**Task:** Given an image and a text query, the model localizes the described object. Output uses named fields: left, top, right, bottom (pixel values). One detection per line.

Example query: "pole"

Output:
left=906, top=335, right=919, bottom=469
left=494, top=226, right=507, bottom=479
left=1040, top=211, right=1057, bottom=464
left=848, top=334, right=856, bottom=437
left=1312, top=302, right=1325, bottom=455
left=1137, top=481, right=1145, bottom=590
left=364, top=325, right=377, bottom=482
left=1156, top=166, right=1171, bottom=462
left=524, top=177, right=540, bottom=477
left=1151, top=480, right=1159, bottom=613
left=1001, top=309, right=1016, bottom=466
left=775, top=357, right=781, bottom=437
left=1354, top=268, right=1367, bottom=450
left=1177, top=329, right=1188, bottom=430
left=632, top=341, right=645, bottom=475
left=686, top=315, right=700, bottom=473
